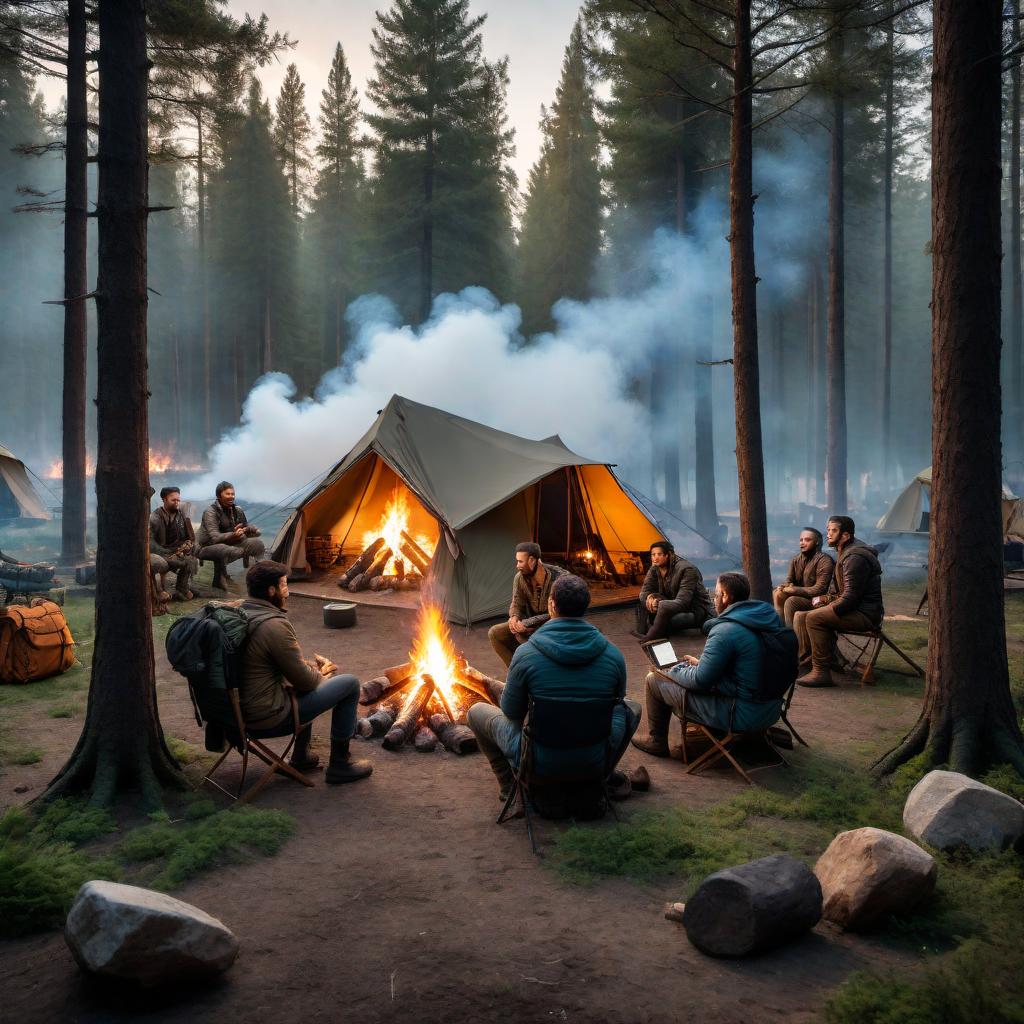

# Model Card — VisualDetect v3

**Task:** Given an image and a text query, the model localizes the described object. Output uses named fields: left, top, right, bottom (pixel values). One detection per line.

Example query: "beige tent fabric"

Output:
left=0, top=443, right=50, bottom=521
left=876, top=466, right=1020, bottom=536
left=270, top=396, right=662, bottom=623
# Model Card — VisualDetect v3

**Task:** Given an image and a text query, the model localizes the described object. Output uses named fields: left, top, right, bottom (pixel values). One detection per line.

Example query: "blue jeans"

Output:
left=250, top=674, right=360, bottom=742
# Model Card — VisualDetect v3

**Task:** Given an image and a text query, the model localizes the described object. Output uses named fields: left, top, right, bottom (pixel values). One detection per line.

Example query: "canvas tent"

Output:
left=876, top=466, right=1021, bottom=537
left=0, top=443, right=49, bottom=523
left=270, top=395, right=662, bottom=623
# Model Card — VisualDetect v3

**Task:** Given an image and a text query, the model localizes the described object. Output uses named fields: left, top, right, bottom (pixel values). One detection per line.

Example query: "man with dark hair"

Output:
left=469, top=573, right=640, bottom=800
left=149, top=486, right=197, bottom=602
left=794, top=515, right=885, bottom=688
left=773, top=527, right=835, bottom=626
left=632, top=540, right=715, bottom=641
left=487, top=541, right=568, bottom=669
left=239, top=560, right=371, bottom=784
left=632, top=572, right=785, bottom=755
left=196, top=481, right=266, bottom=590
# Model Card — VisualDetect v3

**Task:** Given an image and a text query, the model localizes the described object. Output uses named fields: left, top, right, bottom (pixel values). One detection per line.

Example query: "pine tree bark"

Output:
left=59, top=0, right=89, bottom=566
left=826, top=26, right=847, bottom=513
left=729, top=0, right=771, bottom=600
left=1010, top=0, right=1023, bottom=465
left=45, top=0, right=186, bottom=809
left=197, top=113, right=211, bottom=448
left=882, top=11, right=895, bottom=484
left=875, top=0, right=1024, bottom=778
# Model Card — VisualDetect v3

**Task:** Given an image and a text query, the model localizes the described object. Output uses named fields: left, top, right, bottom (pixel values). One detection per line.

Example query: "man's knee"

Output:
left=150, top=555, right=168, bottom=574
left=242, top=537, right=266, bottom=557
left=806, top=606, right=837, bottom=632
left=468, top=701, right=500, bottom=737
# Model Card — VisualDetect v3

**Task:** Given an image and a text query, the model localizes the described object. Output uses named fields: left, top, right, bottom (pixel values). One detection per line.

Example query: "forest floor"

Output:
left=1, top=571, right=1022, bottom=1024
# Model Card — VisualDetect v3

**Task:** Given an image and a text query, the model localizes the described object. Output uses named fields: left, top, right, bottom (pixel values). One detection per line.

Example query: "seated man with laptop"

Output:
left=631, top=572, right=789, bottom=757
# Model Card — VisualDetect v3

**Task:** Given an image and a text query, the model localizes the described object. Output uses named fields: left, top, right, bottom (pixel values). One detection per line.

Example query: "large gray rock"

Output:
left=682, top=854, right=821, bottom=957
left=815, top=827, right=936, bottom=931
left=65, top=880, right=239, bottom=987
left=903, top=770, right=1024, bottom=852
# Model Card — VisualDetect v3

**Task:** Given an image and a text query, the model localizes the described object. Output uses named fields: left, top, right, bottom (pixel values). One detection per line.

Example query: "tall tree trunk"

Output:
left=1011, top=0, right=1023, bottom=465
left=421, top=127, right=434, bottom=324
left=882, top=11, right=895, bottom=485
left=875, top=0, right=1024, bottom=778
left=46, top=0, right=185, bottom=808
left=694, top=313, right=719, bottom=540
left=826, top=27, right=848, bottom=513
left=729, top=0, right=771, bottom=600
left=772, top=305, right=785, bottom=505
left=197, top=113, right=211, bottom=448
left=60, top=0, right=88, bottom=565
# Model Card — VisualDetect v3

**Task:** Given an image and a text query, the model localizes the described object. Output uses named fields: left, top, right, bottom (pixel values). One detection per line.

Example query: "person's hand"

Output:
left=782, top=585, right=794, bottom=595
left=812, top=595, right=831, bottom=607
left=314, top=654, right=337, bottom=677
left=245, top=525, right=260, bottom=537
left=233, top=524, right=245, bottom=539
left=645, top=595, right=659, bottom=613
left=509, top=616, right=525, bottom=635
left=680, top=654, right=699, bottom=666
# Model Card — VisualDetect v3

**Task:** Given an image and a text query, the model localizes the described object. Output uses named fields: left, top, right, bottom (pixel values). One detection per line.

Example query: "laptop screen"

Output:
left=650, top=640, right=677, bottom=668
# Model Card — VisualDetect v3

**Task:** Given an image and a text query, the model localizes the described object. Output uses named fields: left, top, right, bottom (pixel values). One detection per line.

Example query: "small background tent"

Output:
left=271, top=396, right=663, bottom=623
left=876, top=466, right=1020, bottom=536
left=0, top=443, right=50, bottom=523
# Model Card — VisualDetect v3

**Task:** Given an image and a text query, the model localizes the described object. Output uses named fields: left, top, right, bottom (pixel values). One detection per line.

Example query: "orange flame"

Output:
left=407, top=603, right=464, bottom=718
left=45, top=449, right=204, bottom=479
left=362, top=487, right=436, bottom=575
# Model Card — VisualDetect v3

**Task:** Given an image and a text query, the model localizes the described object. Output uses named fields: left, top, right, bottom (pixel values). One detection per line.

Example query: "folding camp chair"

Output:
left=676, top=687, right=799, bottom=786
left=497, top=696, right=623, bottom=855
left=836, top=628, right=924, bottom=685
left=188, top=678, right=314, bottom=804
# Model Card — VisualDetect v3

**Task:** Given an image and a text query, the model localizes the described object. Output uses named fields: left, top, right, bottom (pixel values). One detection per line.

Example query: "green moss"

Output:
left=9, top=748, right=42, bottom=766
left=47, top=704, right=77, bottom=718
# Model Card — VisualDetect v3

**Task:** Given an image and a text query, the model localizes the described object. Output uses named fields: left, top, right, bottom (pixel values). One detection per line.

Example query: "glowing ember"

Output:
left=406, top=603, right=465, bottom=719
left=46, top=449, right=204, bottom=479
left=361, top=487, right=436, bottom=575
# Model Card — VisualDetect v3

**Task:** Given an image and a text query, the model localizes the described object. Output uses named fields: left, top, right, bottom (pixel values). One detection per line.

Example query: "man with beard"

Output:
left=239, top=560, right=372, bottom=784
left=196, top=480, right=266, bottom=590
left=632, top=540, right=715, bottom=641
left=773, top=527, right=835, bottom=627
left=149, top=486, right=198, bottom=602
left=794, top=515, right=885, bottom=688
left=488, top=542, right=567, bottom=669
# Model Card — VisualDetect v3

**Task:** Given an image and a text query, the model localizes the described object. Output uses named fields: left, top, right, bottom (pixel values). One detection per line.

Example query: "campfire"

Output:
left=334, top=487, right=437, bottom=592
left=46, top=448, right=203, bottom=479
left=355, top=604, right=503, bottom=754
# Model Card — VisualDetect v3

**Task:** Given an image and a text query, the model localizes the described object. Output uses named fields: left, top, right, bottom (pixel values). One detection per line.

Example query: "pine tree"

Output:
left=516, top=19, right=603, bottom=336
left=366, top=0, right=514, bottom=321
left=274, top=63, right=312, bottom=217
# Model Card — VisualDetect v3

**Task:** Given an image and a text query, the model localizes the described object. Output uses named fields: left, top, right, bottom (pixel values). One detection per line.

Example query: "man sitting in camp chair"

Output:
left=149, top=486, right=198, bottom=602
left=488, top=542, right=568, bottom=669
left=631, top=572, right=786, bottom=757
left=631, top=540, right=715, bottom=641
left=470, top=573, right=641, bottom=804
left=196, top=481, right=266, bottom=591
left=773, top=527, right=834, bottom=627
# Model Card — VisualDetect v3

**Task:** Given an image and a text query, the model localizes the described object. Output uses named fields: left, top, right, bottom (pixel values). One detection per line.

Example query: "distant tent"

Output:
left=270, top=395, right=662, bottom=623
left=876, top=466, right=1020, bottom=537
left=0, top=443, right=50, bottom=523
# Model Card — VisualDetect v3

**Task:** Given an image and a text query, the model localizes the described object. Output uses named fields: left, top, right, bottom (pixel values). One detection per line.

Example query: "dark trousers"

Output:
left=249, top=674, right=360, bottom=742
left=637, top=602, right=706, bottom=641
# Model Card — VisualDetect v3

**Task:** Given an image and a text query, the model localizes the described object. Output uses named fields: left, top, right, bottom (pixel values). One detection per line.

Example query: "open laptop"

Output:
left=640, top=638, right=682, bottom=671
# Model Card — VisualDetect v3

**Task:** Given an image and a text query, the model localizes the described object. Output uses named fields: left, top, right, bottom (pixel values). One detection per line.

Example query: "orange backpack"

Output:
left=0, top=600, right=76, bottom=684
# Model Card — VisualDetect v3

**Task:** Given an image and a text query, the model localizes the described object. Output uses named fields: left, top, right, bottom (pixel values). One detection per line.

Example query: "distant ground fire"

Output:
left=46, top=449, right=205, bottom=479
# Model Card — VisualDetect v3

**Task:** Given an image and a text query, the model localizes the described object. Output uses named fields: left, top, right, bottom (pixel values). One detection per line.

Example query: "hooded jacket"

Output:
left=501, top=617, right=628, bottom=775
left=832, top=539, right=884, bottom=624
left=666, top=599, right=785, bottom=733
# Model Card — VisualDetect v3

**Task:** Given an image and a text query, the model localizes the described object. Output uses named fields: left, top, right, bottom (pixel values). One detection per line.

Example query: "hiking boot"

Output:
left=632, top=676, right=672, bottom=756
left=607, top=770, right=632, bottom=801
left=325, top=738, right=373, bottom=784
left=290, top=726, right=321, bottom=772
left=797, top=668, right=837, bottom=688
left=631, top=733, right=670, bottom=757
left=211, top=566, right=228, bottom=591
left=171, top=590, right=194, bottom=602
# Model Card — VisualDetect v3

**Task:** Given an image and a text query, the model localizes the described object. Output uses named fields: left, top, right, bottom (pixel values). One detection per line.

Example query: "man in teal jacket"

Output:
left=468, top=574, right=641, bottom=798
left=632, top=572, right=785, bottom=756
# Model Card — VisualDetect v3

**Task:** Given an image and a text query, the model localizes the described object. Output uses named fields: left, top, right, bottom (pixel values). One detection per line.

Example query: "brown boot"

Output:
left=797, top=668, right=836, bottom=688
left=325, top=738, right=373, bottom=784
left=290, top=725, right=321, bottom=772
left=632, top=675, right=672, bottom=756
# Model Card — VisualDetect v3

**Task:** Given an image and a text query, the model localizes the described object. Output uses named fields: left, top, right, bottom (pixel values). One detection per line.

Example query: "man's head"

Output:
left=514, top=541, right=542, bottom=577
left=547, top=573, right=590, bottom=620
left=798, top=527, right=822, bottom=555
left=160, top=486, right=181, bottom=512
left=826, top=515, right=855, bottom=550
left=246, top=559, right=289, bottom=609
left=714, top=572, right=750, bottom=615
left=650, top=540, right=674, bottom=568
left=216, top=481, right=235, bottom=507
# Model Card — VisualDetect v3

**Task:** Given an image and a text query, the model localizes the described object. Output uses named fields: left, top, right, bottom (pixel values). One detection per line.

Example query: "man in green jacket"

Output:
left=196, top=481, right=266, bottom=590
left=632, top=572, right=785, bottom=755
left=470, top=574, right=640, bottom=798
left=632, top=540, right=715, bottom=641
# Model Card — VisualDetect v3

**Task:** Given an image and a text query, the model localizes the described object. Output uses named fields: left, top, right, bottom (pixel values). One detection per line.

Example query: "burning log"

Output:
left=413, top=725, right=438, bottom=752
left=399, top=531, right=431, bottom=575
left=386, top=661, right=414, bottom=684
left=365, top=701, right=400, bottom=737
left=347, top=545, right=393, bottom=591
left=382, top=676, right=435, bottom=750
left=368, top=575, right=394, bottom=592
left=428, top=713, right=479, bottom=755
left=338, top=537, right=385, bottom=586
left=347, top=572, right=368, bottom=592
left=360, top=664, right=414, bottom=705
left=453, top=682, right=488, bottom=714
left=456, top=663, right=505, bottom=706
left=395, top=558, right=405, bottom=581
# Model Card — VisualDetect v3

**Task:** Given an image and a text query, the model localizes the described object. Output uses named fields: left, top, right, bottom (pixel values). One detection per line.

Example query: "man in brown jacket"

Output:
left=196, top=481, right=266, bottom=590
left=488, top=542, right=568, bottom=669
left=795, top=516, right=885, bottom=688
left=632, top=540, right=715, bottom=641
left=773, top=527, right=835, bottom=626
left=240, top=560, right=372, bottom=783
left=149, top=486, right=198, bottom=601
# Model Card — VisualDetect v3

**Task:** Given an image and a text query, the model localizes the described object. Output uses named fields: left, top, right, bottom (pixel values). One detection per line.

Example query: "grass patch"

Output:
left=47, top=704, right=78, bottom=719
left=8, top=748, right=43, bottom=766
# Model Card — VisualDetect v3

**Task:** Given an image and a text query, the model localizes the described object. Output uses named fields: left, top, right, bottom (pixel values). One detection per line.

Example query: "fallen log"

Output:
left=395, top=558, right=405, bottom=581
left=338, top=537, right=385, bottom=586
left=366, top=701, right=400, bottom=737
left=368, top=575, right=394, bottom=592
left=347, top=572, right=369, bottom=592
left=399, top=531, right=431, bottom=575
left=360, top=668, right=415, bottom=706
left=385, top=661, right=414, bottom=684
left=366, top=545, right=393, bottom=580
left=413, top=725, right=438, bottom=752
left=356, top=717, right=373, bottom=739
left=383, top=676, right=435, bottom=750
left=429, top=713, right=479, bottom=755
left=456, top=663, right=504, bottom=705
left=453, top=682, right=488, bottom=714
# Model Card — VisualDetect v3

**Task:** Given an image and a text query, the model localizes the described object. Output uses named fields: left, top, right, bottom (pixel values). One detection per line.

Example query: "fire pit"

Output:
left=355, top=604, right=504, bottom=755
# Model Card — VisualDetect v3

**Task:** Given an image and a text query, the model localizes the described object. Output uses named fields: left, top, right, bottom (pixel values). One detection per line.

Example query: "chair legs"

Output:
left=683, top=726, right=755, bottom=785
left=201, top=733, right=315, bottom=805
left=879, top=631, right=925, bottom=677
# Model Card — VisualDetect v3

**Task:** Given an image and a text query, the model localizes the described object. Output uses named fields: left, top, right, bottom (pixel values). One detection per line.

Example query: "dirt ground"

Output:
left=0, top=588, right=932, bottom=1024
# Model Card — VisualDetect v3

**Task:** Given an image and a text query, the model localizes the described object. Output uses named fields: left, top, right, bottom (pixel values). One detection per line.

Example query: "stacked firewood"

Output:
left=355, top=660, right=505, bottom=755
left=337, top=532, right=432, bottom=592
